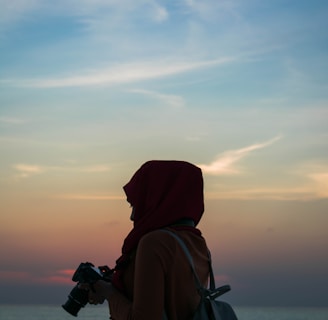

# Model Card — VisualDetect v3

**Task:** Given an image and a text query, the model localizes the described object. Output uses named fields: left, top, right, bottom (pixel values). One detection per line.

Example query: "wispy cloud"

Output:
left=198, top=136, right=282, bottom=175
left=12, top=163, right=111, bottom=179
left=130, top=89, right=185, bottom=108
left=80, top=165, right=112, bottom=173
left=205, top=187, right=320, bottom=201
left=307, top=172, right=328, bottom=199
left=151, top=2, right=169, bottom=22
left=4, top=57, right=236, bottom=88
left=56, top=194, right=125, bottom=201
left=204, top=161, right=328, bottom=201
left=13, top=164, right=45, bottom=178
left=0, top=269, right=74, bottom=285
left=40, top=269, right=74, bottom=285
left=205, top=177, right=328, bottom=201
left=298, top=163, right=328, bottom=199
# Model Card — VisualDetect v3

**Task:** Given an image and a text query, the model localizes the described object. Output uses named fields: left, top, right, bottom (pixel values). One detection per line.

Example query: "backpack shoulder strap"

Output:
left=161, top=229, right=210, bottom=294
left=161, top=229, right=231, bottom=299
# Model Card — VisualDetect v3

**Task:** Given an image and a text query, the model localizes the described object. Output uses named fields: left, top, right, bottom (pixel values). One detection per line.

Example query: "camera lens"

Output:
left=62, top=285, right=89, bottom=317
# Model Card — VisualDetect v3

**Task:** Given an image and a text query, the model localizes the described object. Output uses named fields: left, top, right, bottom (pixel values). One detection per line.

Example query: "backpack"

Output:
left=162, top=229, right=238, bottom=320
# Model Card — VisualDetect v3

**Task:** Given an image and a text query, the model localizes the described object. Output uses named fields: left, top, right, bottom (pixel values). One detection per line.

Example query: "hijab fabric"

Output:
left=112, top=160, right=205, bottom=291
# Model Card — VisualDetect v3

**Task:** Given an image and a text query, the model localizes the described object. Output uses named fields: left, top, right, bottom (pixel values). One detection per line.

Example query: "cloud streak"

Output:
left=13, top=164, right=45, bottom=178
left=205, top=186, right=322, bottom=201
left=198, top=136, right=282, bottom=175
left=57, top=194, right=124, bottom=201
left=13, top=163, right=111, bottom=179
left=203, top=160, right=328, bottom=201
left=129, top=89, right=185, bottom=108
left=3, top=57, right=236, bottom=88
left=0, top=269, right=74, bottom=285
left=307, top=172, right=328, bottom=198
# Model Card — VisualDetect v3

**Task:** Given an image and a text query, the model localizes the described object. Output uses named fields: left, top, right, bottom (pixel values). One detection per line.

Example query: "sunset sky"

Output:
left=1, top=0, right=328, bottom=307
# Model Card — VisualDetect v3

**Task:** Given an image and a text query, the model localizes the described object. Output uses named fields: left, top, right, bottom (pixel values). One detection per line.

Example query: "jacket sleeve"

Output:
left=108, top=232, right=169, bottom=320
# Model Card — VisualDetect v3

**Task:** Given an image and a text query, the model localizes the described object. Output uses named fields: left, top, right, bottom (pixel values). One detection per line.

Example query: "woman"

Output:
left=84, top=160, right=210, bottom=320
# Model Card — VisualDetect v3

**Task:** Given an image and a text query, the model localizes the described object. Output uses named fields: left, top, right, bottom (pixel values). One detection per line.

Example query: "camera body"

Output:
left=71, top=262, right=111, bottom=283
left=62, top=262, right=112, bottom=317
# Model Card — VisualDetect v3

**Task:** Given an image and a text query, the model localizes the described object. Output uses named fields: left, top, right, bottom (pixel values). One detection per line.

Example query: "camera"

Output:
left=62, top=262, right=112, bottom=317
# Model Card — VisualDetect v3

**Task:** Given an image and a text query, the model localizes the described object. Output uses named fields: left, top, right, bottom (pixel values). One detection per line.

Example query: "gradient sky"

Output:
left=1, top=0, right=328, bottom=307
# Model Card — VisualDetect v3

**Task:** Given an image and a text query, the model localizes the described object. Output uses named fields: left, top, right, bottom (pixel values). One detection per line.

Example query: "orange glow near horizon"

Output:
left=2, top=194, right=327, bottom=284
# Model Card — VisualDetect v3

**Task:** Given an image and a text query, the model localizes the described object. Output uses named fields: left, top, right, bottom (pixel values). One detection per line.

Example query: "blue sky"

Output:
left=1, top=0, right=328, bottom=307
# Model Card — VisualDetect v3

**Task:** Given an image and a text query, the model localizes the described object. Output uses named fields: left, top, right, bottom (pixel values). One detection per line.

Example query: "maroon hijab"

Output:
left=112, top=160, right=204, bottom=290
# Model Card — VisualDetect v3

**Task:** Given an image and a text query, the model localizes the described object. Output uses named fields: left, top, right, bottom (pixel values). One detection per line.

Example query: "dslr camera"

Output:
left=62, top=262, right=112, bottom=317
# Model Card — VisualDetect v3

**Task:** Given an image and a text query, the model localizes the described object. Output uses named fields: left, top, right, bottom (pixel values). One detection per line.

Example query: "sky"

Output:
left=0, top=0, right=328, bottom=308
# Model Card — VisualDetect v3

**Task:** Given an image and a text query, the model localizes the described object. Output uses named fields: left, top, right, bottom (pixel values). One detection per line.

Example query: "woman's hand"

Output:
left=78, top=280, right=115, bottom=305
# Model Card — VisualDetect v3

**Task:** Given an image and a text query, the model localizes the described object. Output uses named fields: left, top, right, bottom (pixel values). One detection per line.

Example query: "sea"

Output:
left=0, top=305, right=328, bottom=320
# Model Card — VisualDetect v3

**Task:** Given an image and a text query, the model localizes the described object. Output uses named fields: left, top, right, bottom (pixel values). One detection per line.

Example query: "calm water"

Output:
left=1, top=305, right=328, bottom=320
